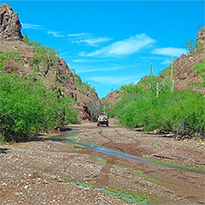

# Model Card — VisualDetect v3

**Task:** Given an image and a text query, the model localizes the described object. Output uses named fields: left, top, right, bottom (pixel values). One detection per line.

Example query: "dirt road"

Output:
left=0, top=119, right=205, bottom=204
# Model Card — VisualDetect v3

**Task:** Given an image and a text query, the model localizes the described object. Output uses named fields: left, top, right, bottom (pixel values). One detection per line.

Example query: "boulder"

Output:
left=0, top=3, right=23, bottom=41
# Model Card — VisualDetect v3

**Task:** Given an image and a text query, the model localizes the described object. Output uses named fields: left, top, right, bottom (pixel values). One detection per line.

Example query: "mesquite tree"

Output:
left=33, top=44, right=59, bottom=77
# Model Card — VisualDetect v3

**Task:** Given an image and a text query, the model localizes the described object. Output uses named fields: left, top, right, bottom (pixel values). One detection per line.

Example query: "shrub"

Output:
left=0, top=73, right=78, bottom=142
left=3, top=51, right=20, bottom=62
left=0, top=54, right=6, bottom=72
left=113, top=86, right=205, bottom=139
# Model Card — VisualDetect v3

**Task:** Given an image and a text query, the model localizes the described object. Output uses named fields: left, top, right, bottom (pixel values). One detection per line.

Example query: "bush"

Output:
left=113, top=86, right=205, bottom=138
left=3, top=51, right=20, bottom=62
left=0, top=73, right=78, bottom=142
left=0, top=54, right=6, bottom=72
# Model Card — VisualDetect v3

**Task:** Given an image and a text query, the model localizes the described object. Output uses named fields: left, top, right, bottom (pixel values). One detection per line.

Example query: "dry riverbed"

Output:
left=0, top=119, right=205, bottom=204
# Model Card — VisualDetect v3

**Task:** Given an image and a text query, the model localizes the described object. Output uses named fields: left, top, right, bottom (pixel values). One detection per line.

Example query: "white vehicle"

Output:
left=97, top=114, right=109, bottom=126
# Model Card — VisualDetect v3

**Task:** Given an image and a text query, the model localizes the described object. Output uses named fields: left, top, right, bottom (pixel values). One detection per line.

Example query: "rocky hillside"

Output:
left=105, top=27, right=205, bottom=106
left=0, top=3, right=101, bottom=122
left=159, top=27, right=205, bottom=92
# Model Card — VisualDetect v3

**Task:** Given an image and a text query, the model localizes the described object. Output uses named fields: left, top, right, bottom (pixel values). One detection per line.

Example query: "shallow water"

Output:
left=49, top=130, right=205, bottom=174
left=48, top=130, right=205, bottom=204
left=67, top=139, right=205, bottom=174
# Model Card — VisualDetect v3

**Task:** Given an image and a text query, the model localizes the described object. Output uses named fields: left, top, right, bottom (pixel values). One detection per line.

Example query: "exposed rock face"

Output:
left=165, top=27, right=205, bottom=92
left=0, top=3, right=23, bottom=41
left=197, top=27, right=205, bottom=45
left=3, top=56, right=32, bottom=76
left=104, top=90, right=121, bottom=108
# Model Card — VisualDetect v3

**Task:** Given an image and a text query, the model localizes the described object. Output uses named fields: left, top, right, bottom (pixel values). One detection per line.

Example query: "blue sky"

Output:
left=2, top=0, right=205, bottom=98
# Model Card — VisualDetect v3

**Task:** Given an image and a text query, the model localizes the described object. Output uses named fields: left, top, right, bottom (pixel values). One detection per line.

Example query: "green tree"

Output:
left=0, top=73, right=78, bottom=142
left=183, top=25, right=205, bottom=54
left=100, top=99, right=113, bottom=118
left=23, top=34, right=59, bottom=76
left=33, top=44, right=59, bottom=77
left=184, top=40, right=204, bottom=54
left=183, top=40, right=196, bottom=54
left=113, top=88, right=205, bottom=139
left=23, top=33, right=41, bottom=48
left=192, top=58, right=205, bottom=87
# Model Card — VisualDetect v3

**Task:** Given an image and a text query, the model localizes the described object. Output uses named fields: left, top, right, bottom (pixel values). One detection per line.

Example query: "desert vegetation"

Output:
left=0, top=72, right=79, bottom=142
left=0, top=39, right=79, bottom=142
left=113, top=59, right=205, bottom=140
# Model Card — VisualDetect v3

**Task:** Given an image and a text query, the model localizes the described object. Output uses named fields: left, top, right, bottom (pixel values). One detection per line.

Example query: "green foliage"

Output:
left=195, top=24, right=204, bottom=30
left=32, top=44, right=59, bottom=77
left=159, top=66, right=171, bottom=78
left=74, top=74, right=96, bottom=94
left=23, top=34, right=59, bottom=76
left=99, top=99, right=113, bottom=118
left=0, top=73, right=78, bottom=142
left=23, top=33, right=41, bottom=48
left=113, top=84, right=205, bottom=139
left=183, top=38, right=204, bottom=54
left=192, top=58, right=205, bottom=87
left=183, top=40, right=196, bottom=54
left=183, top=25, right=205, bottom=54
left=0, top=51, right=20, bottom=73
left=195, top=41, right=204, bottom=53
left=0, top=54, right=7, bottom=72
left=3, top=51, right=20, bottom=62
left=58, top=73, right=70, bottom=83
left=120, top=84, right=145, bottom=96
left=140, top=75, right=170, bottom=95
left=188, top=81, right=203, bottom=90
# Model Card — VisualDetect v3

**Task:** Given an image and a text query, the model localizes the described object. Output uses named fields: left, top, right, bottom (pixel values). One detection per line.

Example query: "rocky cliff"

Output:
left=159, top=27, right=205, bottom=92
left=0, top=3, right=101, bottom=122
left=0, top=3, right=23, bottom=41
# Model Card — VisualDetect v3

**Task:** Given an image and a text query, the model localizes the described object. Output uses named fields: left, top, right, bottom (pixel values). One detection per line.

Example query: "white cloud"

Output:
left=82, top=33, right=156, bottom=57
left=109, top=34, right=155, bottom=55
left=72, top=59, right=99, bottom=63
left=152, top=47, right=187, bottom=57
left=22, top=23, right=65, bottom=39
left=67, top=33, right=91, bottom=37
left=47, top=31, right=64, bottom=38
left=22, top=23, right=43, bottom=30
left=76, top=37, right=113, bottom=46
left=88, top=75, right=140, bottom=85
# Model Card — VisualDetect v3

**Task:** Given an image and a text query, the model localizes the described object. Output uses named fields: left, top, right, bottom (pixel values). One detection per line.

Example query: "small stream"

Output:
left=49, top=130, right=205, bottom=175
left=47, top=129, right=205, bottom=204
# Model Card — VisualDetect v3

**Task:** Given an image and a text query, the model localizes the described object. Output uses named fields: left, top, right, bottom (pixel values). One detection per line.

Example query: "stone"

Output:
left=197, top=27, right=205, bottom=43
left=0, top=3, right=23, bottom=41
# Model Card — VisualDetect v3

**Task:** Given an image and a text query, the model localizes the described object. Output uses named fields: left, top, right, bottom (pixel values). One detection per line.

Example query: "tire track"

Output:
left=95, top=157, right=116, bottom=188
